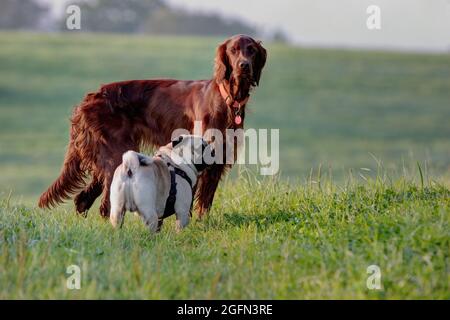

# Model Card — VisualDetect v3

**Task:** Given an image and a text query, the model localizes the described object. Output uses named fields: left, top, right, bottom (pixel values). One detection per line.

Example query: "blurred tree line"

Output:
left=67, top=0, right=257, bottom=36
left=0, top=0, right=281, bottom=39
left=0, top=0, right=48, bottom=30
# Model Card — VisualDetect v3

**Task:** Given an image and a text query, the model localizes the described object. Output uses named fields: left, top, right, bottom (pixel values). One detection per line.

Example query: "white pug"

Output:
left=109, top=135, right=214, bottom=233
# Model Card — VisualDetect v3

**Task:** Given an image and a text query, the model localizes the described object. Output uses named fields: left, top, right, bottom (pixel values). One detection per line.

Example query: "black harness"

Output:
left=161, top=163, right=193, bottom=219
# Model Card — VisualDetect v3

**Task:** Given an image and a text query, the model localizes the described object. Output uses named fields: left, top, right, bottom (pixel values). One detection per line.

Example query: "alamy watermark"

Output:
left=66, top=264, right=81, bottom=290
left=366, top=5, right=381, bottom=30
left=366, top=264, right=382, bottom=290
left=170, top=121, right=280, bottom=175
left=66, top=5, right=81, bottom=30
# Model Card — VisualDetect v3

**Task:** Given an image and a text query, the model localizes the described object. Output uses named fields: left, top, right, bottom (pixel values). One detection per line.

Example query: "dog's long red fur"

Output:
left=38, top=35, right=266, bottom=217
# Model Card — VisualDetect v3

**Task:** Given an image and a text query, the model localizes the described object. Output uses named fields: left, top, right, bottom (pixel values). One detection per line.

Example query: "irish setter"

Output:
left=38, top=34, right=267, bottom=218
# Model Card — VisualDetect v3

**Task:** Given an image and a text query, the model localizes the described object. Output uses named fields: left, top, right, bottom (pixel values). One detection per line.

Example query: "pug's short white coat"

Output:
left=109, top=135, right=212, bottom=233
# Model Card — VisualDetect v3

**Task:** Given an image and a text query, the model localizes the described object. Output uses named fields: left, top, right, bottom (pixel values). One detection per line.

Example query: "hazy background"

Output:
left=1, top=1, right=449, bottom=302
left=167, top=0, right=450, bottom=52
left=4, top=0, right=450, bottom=52
left=1, top=0, right=449, bottom=201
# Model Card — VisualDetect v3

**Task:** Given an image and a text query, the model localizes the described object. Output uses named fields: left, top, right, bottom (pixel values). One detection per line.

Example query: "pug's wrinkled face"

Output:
left=168, top=135, right=215, bottom=172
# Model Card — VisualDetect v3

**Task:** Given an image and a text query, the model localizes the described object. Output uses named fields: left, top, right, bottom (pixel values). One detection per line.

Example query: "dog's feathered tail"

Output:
left=122, top=151, right=153, bottom=178
left=38, top=143, right=86, bottom=209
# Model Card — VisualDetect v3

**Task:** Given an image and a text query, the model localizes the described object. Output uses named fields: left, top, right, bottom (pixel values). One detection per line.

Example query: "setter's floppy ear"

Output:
left=214, top=40, right=231, bottom=83
left=254, top=41, right=267, bottom=86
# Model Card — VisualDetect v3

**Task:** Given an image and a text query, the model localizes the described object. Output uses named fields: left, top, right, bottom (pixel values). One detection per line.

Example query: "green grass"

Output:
left=0, top=175, right=448, bottom=299
left=0, top=32, right=449, bottom=299
left=1, top=32, right=450, bottom=200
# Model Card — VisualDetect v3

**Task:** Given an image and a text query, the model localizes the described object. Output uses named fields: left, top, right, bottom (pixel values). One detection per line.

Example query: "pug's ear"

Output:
left=171, top=135, right=184, bottom=148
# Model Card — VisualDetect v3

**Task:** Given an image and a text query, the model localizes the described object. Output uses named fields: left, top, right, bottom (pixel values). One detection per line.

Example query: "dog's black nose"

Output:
left=239, top=61, right=250, bottom=70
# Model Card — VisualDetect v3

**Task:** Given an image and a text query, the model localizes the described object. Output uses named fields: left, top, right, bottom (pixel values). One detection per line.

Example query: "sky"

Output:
left=45, top=0, right=450, bottom=52
left=166, top=0, right=450, bottom=52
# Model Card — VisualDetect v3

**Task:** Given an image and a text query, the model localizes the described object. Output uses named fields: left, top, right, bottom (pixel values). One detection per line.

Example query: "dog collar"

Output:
left=218, top=82, right=249, bottom=125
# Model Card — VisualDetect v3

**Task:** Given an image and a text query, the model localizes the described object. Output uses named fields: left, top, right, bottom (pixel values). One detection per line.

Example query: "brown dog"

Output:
left=38, top=34, right=267, bottom=218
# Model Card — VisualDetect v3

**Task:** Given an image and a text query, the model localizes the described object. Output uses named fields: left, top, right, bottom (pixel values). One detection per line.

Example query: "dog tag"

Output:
left=234, top=115, right=242, bottom=125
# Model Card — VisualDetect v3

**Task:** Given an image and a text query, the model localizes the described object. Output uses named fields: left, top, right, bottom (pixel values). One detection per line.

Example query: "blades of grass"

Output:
left=417, top=161, right=424, bottom=190
left=317, top=163, right=322, bottom=191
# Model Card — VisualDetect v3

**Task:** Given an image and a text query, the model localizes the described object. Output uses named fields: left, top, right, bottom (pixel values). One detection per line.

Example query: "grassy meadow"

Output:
left=1, top=32, right=450, bottom=200
left=1, top=176, right=449, bottom=299
left=0, top=32, right=449, bottom=299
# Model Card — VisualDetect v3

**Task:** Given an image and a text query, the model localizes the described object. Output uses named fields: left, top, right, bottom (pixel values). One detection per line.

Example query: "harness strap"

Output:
left=162, top=170, right=177, bottom=219
left=172, top=166, right=192, bottom=187
left=161, top=163, right=194, bottom=219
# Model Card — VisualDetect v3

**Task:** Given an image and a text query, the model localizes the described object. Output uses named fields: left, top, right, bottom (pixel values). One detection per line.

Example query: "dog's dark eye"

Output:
left=248, top=47, right=255, bottom=55
left=230, top=47, right=237, bottom=55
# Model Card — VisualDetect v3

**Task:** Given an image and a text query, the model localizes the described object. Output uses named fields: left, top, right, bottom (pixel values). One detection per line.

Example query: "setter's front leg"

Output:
left=195, top=164, right=229, bottom=218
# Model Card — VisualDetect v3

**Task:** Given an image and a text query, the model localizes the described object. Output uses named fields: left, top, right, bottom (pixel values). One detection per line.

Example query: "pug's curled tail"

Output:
left=122, top=151, right=153, bottom=178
